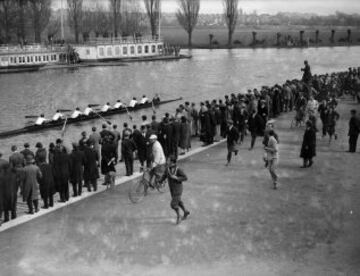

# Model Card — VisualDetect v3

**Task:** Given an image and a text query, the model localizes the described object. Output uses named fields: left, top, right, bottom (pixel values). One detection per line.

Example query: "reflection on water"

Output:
left=0, top=47, right=359, bottom=156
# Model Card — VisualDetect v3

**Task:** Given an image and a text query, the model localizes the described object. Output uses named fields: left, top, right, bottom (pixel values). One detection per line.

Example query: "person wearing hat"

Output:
left=300, top=120, right=317, bottom=168
left=0, top=159, right=18, bottom=222
left=38, top=152, right=56, bottom=209
left=148, top=134, right=166, bottom=187
left=83, top=140, right=99, bottom=192
left=69, top=142, right=85, bottom=197
left=121, top=131, right=137, bottom=176
left=35, top=142, right=47, bottom=165
left=35, top=114, right=49, bottom=125
left=225, top=119, right=239, bottom=166
left=20, top=143, right=35, bottom=164
left=88, top=126, right=101, bottom=156
left=22, top=155, right=42, bottom=214
left=53, top=139, right=71, bottom=202
left=159, top=155, right=190, bottom=225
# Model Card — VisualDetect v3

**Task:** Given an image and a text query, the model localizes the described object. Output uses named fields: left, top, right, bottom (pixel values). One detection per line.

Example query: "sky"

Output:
left=53, top=0, right=360, bottom=15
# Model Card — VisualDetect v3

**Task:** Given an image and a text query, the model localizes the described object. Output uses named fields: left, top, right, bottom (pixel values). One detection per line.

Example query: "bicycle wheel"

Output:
left=156, top=178, right=167, bottom=193
left=128, top=179, right=146, bottom=203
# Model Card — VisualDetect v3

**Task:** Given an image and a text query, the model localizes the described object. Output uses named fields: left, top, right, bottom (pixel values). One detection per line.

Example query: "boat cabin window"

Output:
left=31, top=56, right=33, bottom=62
left=115, top=46, right=120, bottom=56
left=1, top=57, right=8, bottom=62
left=86, top=49, right=90, bottom=55
left=46, top=55, right=49, bottom=61
left=23, top=57, right=25, bottom=63
left=27, top=56, right=30, bottom=62
left=54, top=55, right=57, bottom=61
left=130, top=46, right=135, bottom=54
left=152, top=45, right=156, bottom=53
left=10, top=57, right=13, bottom=63
left=19, top=57, right=22, bottom=63
left=123, top=46, right=128, bottom=55
left=14, top=57, right=17, bottom=63
left=43, top=55, right=46, bottom=61
left=99, top=47, right=104, bottom=57
left=145, top=45, right=149, bottom=53
left=107, top=47, right=112, bottom=56
left=35, top=56, right=38, bottom=62
left=137, top=45, right=142, bottom=54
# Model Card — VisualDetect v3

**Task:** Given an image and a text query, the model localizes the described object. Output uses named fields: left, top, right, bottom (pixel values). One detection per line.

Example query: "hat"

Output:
left=35, top=142, right=43, bottom=148
left=24, top=142, right=30, bottom=148
left=56, top=138, right=62, bottom=144
left=149, top=134, right=157, bottom=140
left=266, top=119, right=275, bottom=125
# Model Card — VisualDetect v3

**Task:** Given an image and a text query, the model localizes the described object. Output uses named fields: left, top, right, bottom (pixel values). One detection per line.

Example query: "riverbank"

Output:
left=0, top=96, right=359, bottom=275
left=162, top=26, right=360, bottom=49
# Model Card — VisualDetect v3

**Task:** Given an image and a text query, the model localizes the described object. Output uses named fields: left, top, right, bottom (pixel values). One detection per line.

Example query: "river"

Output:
left=0, top=46, right=359, bottom=157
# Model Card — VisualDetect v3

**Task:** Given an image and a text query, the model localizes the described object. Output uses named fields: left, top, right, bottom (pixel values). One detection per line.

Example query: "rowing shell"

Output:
left=0, top=97, right=182, bottom=139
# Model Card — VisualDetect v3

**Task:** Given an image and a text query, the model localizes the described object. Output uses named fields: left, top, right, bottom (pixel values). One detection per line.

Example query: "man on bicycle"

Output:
left=148, top=134, right=166, bottom=187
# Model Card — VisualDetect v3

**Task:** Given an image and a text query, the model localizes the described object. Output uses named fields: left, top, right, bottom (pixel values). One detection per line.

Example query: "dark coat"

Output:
left=226, top=126, right=239, bottom=152
left=9, top=152, right=25, bottom=169
left=69, top=149, right=85, bottom=184
left=248, top=113, right=265, bottom=136
left=0, top=165, right=18, bottom=212
left=179, top=121, right=191, bottom=149
left=22, top=164, right=42, bottom=201
left=53, top=147, right=71, bottom=190
left=300, top=127, right=316, bottom=159
left=20, top=149, right=35, bottom=161
left=84, top=147, right=99, bottom=181
left=35, top=148, right=47, bottom=164
left=349, top=116, right=360, bottom=136
left=0, top=159, right=9, bottom=213
left=38, top=163, right=56, bottom=199
left=101, top=142, right=117, bottom=174
left=121, top=138, right=137, bottom=160
left=132, top=129, right=147, bottom=162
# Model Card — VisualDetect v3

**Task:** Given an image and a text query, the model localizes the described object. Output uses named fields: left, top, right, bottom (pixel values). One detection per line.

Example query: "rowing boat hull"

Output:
left=0, top=98, right=182, bottom=139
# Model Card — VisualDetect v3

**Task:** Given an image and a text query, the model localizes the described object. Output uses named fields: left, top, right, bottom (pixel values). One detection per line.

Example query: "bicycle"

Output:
left=290, top=108, right=306, bottom=128
left=128, top=168, right=167, bottom=203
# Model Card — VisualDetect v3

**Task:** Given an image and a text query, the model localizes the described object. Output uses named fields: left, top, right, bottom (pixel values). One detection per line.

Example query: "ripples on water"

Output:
left=0, top=47, right=358, bottom=157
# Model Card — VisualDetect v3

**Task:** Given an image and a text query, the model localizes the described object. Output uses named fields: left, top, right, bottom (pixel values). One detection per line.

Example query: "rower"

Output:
left=101, top=102, right=111, bottom=112
left=113, top=100, right=123, bottom=109
left=71, top=107, right=83, bottom=119
left=35, top=114, right=48, bottom=125
left=129, top=97, right=138, bottom=108
left=52, top=110, right=64, bottom=121
left=153, top=93, right=161, bottom=105
left=140, top=95, right=149, bottom=104
left=84, top=104, right=94, bottom=116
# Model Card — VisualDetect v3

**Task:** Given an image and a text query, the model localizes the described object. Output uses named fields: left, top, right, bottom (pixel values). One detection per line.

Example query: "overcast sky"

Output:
left=54, top=0, right=360, bottom=15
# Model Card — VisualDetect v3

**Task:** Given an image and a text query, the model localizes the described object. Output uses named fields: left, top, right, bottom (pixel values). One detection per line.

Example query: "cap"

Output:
left=24, top=142, right=30, bottom=148
left=56, top=138, right=62, bottom=144
left=149, top=134, right=157, bottom=140
left=35, top=142, right=43, bottom=148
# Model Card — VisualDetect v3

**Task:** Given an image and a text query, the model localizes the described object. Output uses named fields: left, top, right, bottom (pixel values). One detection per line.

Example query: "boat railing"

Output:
left=0, top=43, right=67, bottom=53
left=80, top=36, right=164, bottom=46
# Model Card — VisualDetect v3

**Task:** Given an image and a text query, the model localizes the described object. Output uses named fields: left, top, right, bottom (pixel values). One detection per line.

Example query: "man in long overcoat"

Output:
left=132, top=125, right=147, bottom=171
left=22, top=156, right=42, bottom=214
left=83, top=141, right=99, bottom=192
left=225, top=120, right=239, bottom=166
left=348, top=109, right=360, bottom=152
left=0, top=162, right=18, bottom=222
left=69, top=143, right=85, bottom=197
left=38, top=158, right=56, bottom=208
left=248, top=110, right=265, bottom=150
left=53, top=139, right=71, bottom=202
left=300, top=121, right=317, bottom=168
left=101, top=137, right=117, bottom=187
left=179, top=116, right=191, bottom=155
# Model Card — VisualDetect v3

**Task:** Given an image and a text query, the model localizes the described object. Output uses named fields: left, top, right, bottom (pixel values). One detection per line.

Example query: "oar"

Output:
left=124, top=105, right=133, bottom=121
left=61, top=116, right=68, bottom=138
left=151, top=100, right=156, bottom=115
left=88, top=104, right=100, bottom=108
left=58, top=109, right=72, bottom=112
left=92, top=109, right=112, bottom=125
left=25, top=115, right=39, bottom=119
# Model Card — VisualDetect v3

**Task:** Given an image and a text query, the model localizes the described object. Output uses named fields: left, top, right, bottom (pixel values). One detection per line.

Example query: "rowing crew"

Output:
left=35, top=95, right=159, bottom=125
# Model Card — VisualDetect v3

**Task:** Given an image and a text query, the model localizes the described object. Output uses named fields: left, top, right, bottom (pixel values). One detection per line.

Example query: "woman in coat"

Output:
left=300, top=120, right=317, bottom=168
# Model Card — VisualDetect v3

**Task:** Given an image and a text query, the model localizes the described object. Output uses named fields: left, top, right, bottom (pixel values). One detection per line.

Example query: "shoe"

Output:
left=176, top=215, right=181, bottom=225
left=41, top=206, right=48, bottom=209
left=308, top=160, right=313, bottom=167
left=26, top=211, right=34, bottom=215
left=234, top=150, right=238, bottom=156
left=334, top=134, right=338, bottom=140
left=225, top=162, right=230, bottom=166
left=183, top=211, right=190, bottom=220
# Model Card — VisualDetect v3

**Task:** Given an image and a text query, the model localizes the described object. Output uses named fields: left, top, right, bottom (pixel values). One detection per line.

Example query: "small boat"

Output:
left=0, top=97, right=182, bottom=139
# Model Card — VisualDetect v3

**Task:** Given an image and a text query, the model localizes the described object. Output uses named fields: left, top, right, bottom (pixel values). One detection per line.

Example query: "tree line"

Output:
left=0, top=0, right=243, bottom=48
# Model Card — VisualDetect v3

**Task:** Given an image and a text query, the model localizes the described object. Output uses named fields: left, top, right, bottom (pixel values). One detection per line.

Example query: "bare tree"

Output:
left=16, top=0, right=28, bottom=43
left=67, top=0, right=83, bottom=43
left=81, top=9, right=94, bottom=41
left=122, top=1, right=147, bottom=37
left=93, top=4, right=111, bottom=38
left=176, top=0, right=200, bottom=48
left=46, top=13, right=60, bottom=42
left=143, top=0, right=160, bottom=38
left=109, top=0, right=121, bottom=37
left=223, top=0, right=239, bottom=48
left=0, top=0, right=17, bottom=43
left=29, top=0, right=51, bottom=43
